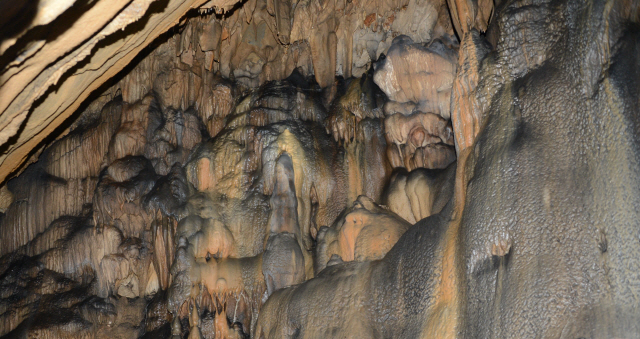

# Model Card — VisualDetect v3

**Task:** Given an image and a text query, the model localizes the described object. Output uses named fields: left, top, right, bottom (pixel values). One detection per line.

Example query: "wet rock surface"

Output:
left=0, top=0, right=639, bottom=338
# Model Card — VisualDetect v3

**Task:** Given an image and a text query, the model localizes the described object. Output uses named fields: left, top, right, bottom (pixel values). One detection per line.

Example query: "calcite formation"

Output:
left=0, top=0, right=639, bottom=338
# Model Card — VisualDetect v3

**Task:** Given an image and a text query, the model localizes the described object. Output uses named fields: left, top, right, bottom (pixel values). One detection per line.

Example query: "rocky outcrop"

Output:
left=446, top=0, right=493, bottom=36
left=384, top=163, right=455, bottom=223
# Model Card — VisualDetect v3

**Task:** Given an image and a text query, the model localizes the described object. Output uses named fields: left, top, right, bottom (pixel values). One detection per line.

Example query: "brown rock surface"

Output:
left=450, top=30, right=492, bottom=153
left=384, top=163, right=455, bottom=223
left=314, top=196, right=411, bottom=272
left=374, top=35, right=457, bottom=119
left=0, top=0, right=452, bottom=333
left=0, top=0, right=243, bottom=185
left=0, top=0, right=457, bottom=184
left=0, top=56, right=400, bottom=335
left=3, top=0, right=637, bottom=337
left=0, top=0, right=457, bottom=336
left=446, top=0, right=493, bottom=36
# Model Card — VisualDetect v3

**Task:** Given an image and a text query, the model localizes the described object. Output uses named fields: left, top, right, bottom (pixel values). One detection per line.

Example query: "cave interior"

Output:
left=0, top=0, right=639, bottom=338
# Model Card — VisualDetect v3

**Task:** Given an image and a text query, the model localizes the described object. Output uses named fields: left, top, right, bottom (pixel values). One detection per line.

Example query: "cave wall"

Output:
left=0, top=0, right=639, bottom=338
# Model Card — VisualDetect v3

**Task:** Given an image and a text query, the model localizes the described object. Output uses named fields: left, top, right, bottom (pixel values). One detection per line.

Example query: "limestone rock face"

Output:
left=450, top=30, right=492, bottom=153
left=1, top=0, right=640, bottom=338
left=314, top=196, right=411, bottom=273
left=0, top=0, right=457, bottom=184
left=255, top=1, right=640, bottom=338
left=0, top=49, right=395, bottom=336
left=374, top=35, right=457, bottom=119
left=374, top=36, right=458, bottom=171
left=384, top=163, right=455, bottom=224
left=446, top=0, right=493, bottom=36
left=0, top=0, right=242, bottom=185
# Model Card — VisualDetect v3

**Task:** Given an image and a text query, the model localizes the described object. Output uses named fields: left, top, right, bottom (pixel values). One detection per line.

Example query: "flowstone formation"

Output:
left=1, top=0, right=639, bottom=338
left=0, top=1, right=458, bottom=333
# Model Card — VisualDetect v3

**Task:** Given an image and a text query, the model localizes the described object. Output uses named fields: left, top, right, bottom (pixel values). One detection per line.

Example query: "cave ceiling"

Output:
left=0, top=0, right=239, bottom=185
left=0, top=0, right=640, bottom=338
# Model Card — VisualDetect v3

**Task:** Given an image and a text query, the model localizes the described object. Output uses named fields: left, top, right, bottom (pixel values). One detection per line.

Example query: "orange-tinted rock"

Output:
left=195, top=158, right=214, bottom=191
left=0, top=1, right=463, bottom=337
left=384, top=164, right=455, bottom=223
left=446, top=0, right=493, bottom=37
left=315, top=196, right=410, bottom=271
left=384, top=112, right=455, bottom=170
left=451, top=30, right=492, bottom=154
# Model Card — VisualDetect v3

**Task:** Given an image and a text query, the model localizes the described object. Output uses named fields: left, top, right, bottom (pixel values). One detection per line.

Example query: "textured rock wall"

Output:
left=0, top=0, right=456, bottom=184
left=0, top=0, right=639, bottom=338
left=0, top=0, right=241, bottom=185
left=255, top=1, right=640, bottom=338
left=0, top=1, right=459, bottom=333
